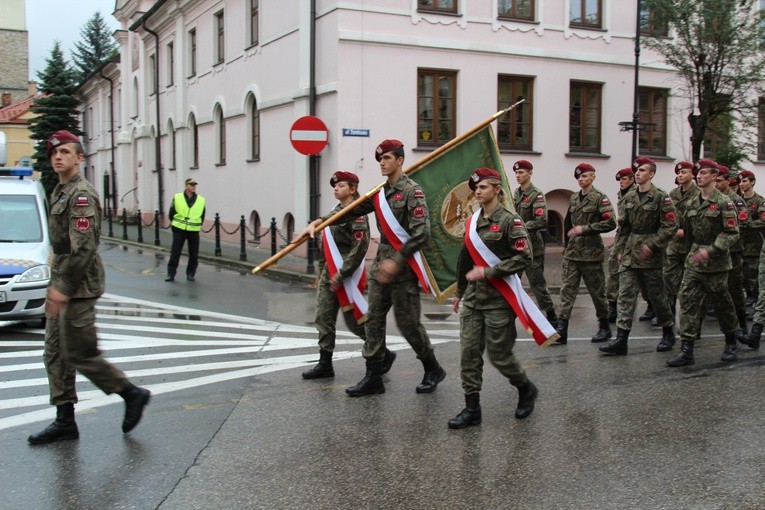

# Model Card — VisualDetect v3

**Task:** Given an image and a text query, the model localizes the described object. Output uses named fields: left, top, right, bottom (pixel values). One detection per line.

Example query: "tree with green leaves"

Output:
left=71, top=12, right=118, bottom=84
left=643, top=0, right=765, bottom=166
left=29, top=41, right=81, bottom=198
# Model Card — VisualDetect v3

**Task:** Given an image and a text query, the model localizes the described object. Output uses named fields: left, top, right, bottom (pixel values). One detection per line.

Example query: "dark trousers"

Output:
left=167, top=226, right=200, bottom=277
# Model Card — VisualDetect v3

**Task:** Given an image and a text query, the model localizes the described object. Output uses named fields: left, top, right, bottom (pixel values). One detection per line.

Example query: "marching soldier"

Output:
left=667, top=159, right=745, bottom=366
left=301, top=172, right=371, bottom=380
left=554, top=163, right=616, bottom=345
left=737, top=170, right=765, bottom=305
left=599, top=158, right=678, bottom=356
left=606, top=167, right=636, bottom=322
left=512, top=160, right=558, bottom=327
left=663, top=161, right=700, bottom=317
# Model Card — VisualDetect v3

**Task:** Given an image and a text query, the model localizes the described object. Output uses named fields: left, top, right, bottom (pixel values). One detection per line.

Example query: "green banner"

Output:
left=409, top=125, right=512, bottom=303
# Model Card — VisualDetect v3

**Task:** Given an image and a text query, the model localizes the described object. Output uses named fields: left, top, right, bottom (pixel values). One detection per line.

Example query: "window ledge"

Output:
left=246, top=158, right=260, bottom=163
left=417, top=9, right=461, bottom=17
left=499, top=148, right=542, bottom=156
left=189, top=165, right=199, bottom=170
left=565, top=152, right=610, bottom=159
left=215, top=162, right=227, bottom=167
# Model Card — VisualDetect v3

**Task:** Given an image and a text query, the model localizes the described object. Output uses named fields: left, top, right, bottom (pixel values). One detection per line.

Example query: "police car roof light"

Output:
left=0, top=167, right=34, bottom=178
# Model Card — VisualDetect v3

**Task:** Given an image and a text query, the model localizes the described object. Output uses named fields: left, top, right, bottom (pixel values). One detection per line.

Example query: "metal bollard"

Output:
left=154, top=210, right=161, bottom=246
left=107, top=207, right=114, bottom=237
left=239, top=216, right=247, bottom=261
left=270, top=217, right=277, bottom=256
left=136, top=209, right=143, bottom=243
left=214, top=213, right=222, bottom=256
left=122, top=209, right=128, bottom=240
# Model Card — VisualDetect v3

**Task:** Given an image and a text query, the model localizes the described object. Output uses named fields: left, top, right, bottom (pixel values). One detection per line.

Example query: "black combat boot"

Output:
left=607, top=301, right=617, bottom=323
left=591, top=318, right=612, bottom=343
left=744, top=323, right=762, bottom=350
left=638, top=303, right=655, bottom=321
left=546, top=308, right=559, bottom=329
left=381, top=348, right=397, bottom=374
left=447, top=393, right=482, bottom=429
left=346, top=360, right=385, bottom=397
left=599, top=327, right=629, bottom=355
left=553, top=317, right=568, bottom=345
left=118, top=382, right=151, bottom=433
left=416, top=352, right=446, bottom=394
left=515, top=380, right=538, bottom=419
left=666, top=340, right=694, bottom=367
left=28, top=403, right=79, bottom=445
left=721, top=332, right=740, bottom=362
left=656, top=326, right=676, bottom=352
left=302, top=349, right=334, bottom=379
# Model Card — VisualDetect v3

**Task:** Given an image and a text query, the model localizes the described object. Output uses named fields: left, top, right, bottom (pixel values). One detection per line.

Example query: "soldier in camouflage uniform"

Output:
left=512, top=159, right=558, bottom=327
left=667, top=159, right=745, bottom=366
left=713, top=166, right=749, bottom=332
left=301, top=140, right=445, bottom=397
left=448, top=168, right=538, bottom=429
left=554, top=163, right=616, bottom=345
left=737, top=170, right=764, bottom=305
left=301, top=172, right=371, bottom=380
left=599, top=158, right=678, bottom=356
left=744, top=194, right=765, bottom=349
left=663, top=161, right=699, bottom=318
left=28, top=130, right=151, bottom=445
left=606, top=167, right=636, bottom=322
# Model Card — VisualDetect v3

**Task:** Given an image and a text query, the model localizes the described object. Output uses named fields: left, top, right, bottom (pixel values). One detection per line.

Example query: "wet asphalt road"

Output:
left=0, top=243, right=763, bottom=510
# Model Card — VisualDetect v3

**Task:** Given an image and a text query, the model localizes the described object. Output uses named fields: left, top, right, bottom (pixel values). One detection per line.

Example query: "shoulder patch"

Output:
left=414, top=189, right=425, bottom=199
left=535, top=195, right=544, bottom=202
left=602, top=211, right=612, bottom=220
left=663, top=197, right=672, bottom=206
left=513, top=218, right=524, bottom=229
left=74, top=218, right=91, bottom=232
left=738, top=211, right=748, bottom=221
left=602, top=197, right=611, bottom=206
left=75, top=196, right=90, bottom=207
left=665, top=211, right=676, bottom=222
left=726, top=202, right=735, bottom=210
left=412, top=205, right=425, bottom=218
left=726, top=218, right=737, bottom=229
left=354, top=231, right=364, bottom=241
left=355, top=217, right=366, bottom=222
left=535, top=207, right=544, bottom=217
left=514, top=238, right=528, bottom=251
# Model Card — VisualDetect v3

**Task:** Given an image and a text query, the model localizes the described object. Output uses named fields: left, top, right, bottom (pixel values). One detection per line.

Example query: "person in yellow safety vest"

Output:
left=166, top=178, right=206, bottom=282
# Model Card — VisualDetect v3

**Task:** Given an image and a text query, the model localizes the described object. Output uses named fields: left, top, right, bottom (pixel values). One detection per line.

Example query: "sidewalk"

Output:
left=102, top=219, right=568, bottom=291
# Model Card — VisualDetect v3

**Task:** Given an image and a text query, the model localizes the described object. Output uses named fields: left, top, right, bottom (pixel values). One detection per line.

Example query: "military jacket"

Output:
left=725, top=189, right=748, bottom=254
left=336, top=174, right=430, bottom=282
left=455, top=204, right=532, bottom=310
left=48, top=173, right=105, bottom=298
left=666, top=183, right=700, bottom=256
left=318, top=203, right=370, bottom=282
left=740, top=192, right=765, bottom=257
left=684, top=188, right=739, bottom=273
left=614, top=184, right=678, bottom=269
left=563, top=187, right=616, bottom=262
left=513, top=183, right=547, bottom=257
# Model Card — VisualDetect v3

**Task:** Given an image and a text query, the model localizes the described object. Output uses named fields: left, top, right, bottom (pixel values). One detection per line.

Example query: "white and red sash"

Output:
left=322, top=227, right=368, bottom=323
left=373, top=191, right=434, bottom=295
left=464, top=209, right=559, bottom=347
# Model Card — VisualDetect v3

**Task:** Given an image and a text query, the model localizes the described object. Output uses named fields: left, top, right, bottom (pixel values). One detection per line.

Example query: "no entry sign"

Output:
left=290, top=116, right=329, bottom=155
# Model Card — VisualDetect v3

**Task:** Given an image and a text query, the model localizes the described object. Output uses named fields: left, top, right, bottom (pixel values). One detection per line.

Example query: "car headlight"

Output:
left=16, top=264, right=51, bottom=283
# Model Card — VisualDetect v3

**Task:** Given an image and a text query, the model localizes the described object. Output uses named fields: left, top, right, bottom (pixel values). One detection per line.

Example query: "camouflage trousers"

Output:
left=662, top=251, right=688, bottom=312
left=742, top=254, right=760, bottom=300
left=752, top=243, right=765, bottom=324
left=617, top=267, right=673, bottom=331
left=679, top=269, right=738, bottom=342
left=518, top=254, right=555, bottom=314
left=314, top=271, right=366, bottom=352
left=727, top=252, right=747, bottom=325
left=559, top=259, right=609, bottom=321
left=607, top=249, right=649, bottom=304
left=459, top=305, right=528, bottom=395
left=44, top=298, right=127, bottom=405
left=363, top=277, right=433, bottom=363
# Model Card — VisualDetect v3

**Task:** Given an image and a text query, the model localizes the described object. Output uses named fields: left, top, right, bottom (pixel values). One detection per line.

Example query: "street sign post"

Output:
left=290, top=116, right=329, bottom=155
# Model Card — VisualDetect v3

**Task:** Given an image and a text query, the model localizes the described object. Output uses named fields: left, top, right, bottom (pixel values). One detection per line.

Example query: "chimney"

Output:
left=28, top=81, right=38, bottom=97
left=1, top=93, right=12, bottom=107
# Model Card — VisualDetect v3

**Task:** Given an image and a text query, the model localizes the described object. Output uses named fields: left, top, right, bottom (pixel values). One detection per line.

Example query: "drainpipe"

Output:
left=307, top=0, right=318, bottom=274
left=98, top=68, right=118, bottom=212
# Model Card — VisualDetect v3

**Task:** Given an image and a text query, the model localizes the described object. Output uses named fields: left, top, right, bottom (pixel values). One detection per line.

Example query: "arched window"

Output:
left=249, top=210, right=261, bottom=244
left=167, top=119, right=176, bottom=170
left=282, top=213, right=294, bottom=248
left=246, top=93, right=260, bottom=161
left=215, top=104, right=226, bottom=165
left=189, top=113, right=199, bottom=168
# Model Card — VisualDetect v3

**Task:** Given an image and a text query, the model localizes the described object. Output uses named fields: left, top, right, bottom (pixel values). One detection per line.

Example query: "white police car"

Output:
left=0, top=167, right=50, bottom=326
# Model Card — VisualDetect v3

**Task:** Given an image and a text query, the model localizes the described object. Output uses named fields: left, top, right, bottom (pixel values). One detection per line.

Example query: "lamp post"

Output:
left=619, top=0, right=643, bottom=165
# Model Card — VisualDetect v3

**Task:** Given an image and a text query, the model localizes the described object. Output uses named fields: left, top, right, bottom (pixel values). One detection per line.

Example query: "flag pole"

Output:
left=251, top=100, right=524, bottom=275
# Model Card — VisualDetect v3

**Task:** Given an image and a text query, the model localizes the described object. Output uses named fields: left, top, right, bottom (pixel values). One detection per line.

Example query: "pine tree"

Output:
left=29, top=41, right=81, bottom=198
left=71, top=12, right=117, bottom=83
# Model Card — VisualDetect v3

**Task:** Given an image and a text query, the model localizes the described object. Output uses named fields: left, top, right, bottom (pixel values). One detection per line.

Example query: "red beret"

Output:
left=47, top=130, right=80, bottom=156
left=694, top=159, right=719, bottom=175
left=674, top=161, right=694, bottom=174
left=468, top=167, right=502, bottom=191
left=739, top=170, right=756, bottom=181
left=615, top=168, right=634, bottom=180
left=375, top=139, right=404, bottom=161
left=329, top=171, right=359, bottom=187
left=574, top=163, right=595, bottom=179
left=513, top=160, right=533, bottom=171
left=632, top=157, right=655, bottom=169
left=717, top=165, right=730, bottom=177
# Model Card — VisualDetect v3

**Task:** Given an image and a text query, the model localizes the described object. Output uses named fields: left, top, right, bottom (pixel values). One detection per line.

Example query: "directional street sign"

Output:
left=290, top=116, right=329, bottom=155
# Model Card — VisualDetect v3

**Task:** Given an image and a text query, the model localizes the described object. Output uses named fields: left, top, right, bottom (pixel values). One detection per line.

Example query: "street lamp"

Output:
left=618, top=0, right=643, bottom=165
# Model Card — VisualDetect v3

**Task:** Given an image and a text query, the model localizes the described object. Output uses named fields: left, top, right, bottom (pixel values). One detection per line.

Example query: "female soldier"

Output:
left=448, top=168, right=538, bottom=429
left=302, top=172, right=372, bottom=379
